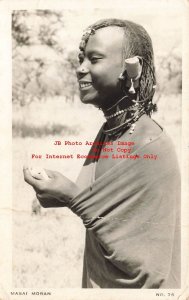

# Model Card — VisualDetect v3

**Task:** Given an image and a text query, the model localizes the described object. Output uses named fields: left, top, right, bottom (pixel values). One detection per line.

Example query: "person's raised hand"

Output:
left=23, top=166, right=80, bottom=208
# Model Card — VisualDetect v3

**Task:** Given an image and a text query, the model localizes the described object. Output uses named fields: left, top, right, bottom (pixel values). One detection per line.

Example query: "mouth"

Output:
left=79, top=81, right=92, bottom=90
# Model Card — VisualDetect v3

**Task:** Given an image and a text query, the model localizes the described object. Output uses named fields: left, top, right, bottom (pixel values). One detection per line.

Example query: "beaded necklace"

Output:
left=102, top=93, right=149, bottom=137
left=103, top=107, right=145, bottom=137
left=104, top=103, right=137, bottom=119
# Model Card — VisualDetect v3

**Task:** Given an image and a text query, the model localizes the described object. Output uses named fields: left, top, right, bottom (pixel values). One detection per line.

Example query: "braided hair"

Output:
left=79, top=18, right=157, bottom=116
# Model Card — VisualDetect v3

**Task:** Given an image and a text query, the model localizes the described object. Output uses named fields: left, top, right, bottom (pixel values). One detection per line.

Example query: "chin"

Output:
left=80, top=93, right=100, bottom=106
left=80, top=98, right=96, bottom=106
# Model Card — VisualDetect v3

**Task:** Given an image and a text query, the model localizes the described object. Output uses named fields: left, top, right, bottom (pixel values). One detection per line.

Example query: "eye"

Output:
left=90, top=56, right=102, bottom=64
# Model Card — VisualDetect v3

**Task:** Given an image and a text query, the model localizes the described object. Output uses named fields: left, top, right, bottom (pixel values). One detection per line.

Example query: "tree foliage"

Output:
left=12, top=10, right=79, bottom=106
left=156, top=50, right=182, bottom=100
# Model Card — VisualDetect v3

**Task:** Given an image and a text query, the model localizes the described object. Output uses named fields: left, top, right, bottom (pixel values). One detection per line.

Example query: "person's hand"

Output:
left=23, top=166, right=80, bottom=208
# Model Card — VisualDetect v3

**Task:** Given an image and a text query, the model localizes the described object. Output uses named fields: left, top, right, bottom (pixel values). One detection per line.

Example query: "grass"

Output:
left=12, top=121, right=78, bottom=138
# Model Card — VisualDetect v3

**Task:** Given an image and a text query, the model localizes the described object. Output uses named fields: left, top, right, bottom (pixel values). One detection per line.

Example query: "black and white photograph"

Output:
left=0, top=0, right=189, bottom=299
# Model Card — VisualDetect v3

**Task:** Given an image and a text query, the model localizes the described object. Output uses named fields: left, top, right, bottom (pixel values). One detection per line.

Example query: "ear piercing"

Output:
left=128, top=78, right=135, bottom=94
left=119, top=56, right=143, bottom=94
left=125, top=56, right=142, bottom=94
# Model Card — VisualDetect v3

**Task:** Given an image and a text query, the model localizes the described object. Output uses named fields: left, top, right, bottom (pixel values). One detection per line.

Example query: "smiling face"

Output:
left=76, top=26, right=126, bottom=109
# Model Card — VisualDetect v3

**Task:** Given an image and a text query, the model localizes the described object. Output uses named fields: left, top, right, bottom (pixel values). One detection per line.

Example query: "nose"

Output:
left=76, top=62, right=89, bottom=79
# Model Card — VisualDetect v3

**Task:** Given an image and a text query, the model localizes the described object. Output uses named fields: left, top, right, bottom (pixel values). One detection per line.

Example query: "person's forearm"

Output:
left=59, top=183, right=81, bottom=204
left=37, top=197, right=67, bottom=208
left=38, top=181, right=81, bottom=208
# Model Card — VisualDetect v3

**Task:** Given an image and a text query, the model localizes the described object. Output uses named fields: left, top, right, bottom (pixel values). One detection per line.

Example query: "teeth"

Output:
left=80, top=82, right=91, bottom=88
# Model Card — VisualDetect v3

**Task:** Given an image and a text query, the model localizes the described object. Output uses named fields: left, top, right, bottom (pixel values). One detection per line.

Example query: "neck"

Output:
left=101, top=93, right=146, bottom=138
left=101, top=94, right=136, bottom=127
left=102, top=95, right=129, bottom=113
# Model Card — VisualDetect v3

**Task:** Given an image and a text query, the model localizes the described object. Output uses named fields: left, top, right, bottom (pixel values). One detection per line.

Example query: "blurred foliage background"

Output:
left=12, top=10, right=79, bottom=107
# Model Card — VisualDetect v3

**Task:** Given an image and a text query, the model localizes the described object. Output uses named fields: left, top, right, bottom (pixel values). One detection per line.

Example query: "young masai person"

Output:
left=24, top=19, right=180, bottom=289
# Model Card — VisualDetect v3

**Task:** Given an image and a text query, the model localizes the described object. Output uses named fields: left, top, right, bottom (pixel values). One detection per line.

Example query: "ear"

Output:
left=119, top=56, right=143, bottom=94
left=125, top=56, right=142, bottom=79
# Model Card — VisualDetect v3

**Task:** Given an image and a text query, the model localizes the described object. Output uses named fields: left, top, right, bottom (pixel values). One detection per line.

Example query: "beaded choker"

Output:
left=104, top=103, right=137, bottom=119
left=102, top=96, right=147, bottom=137
left=103, top=107, right=145, bottom=137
